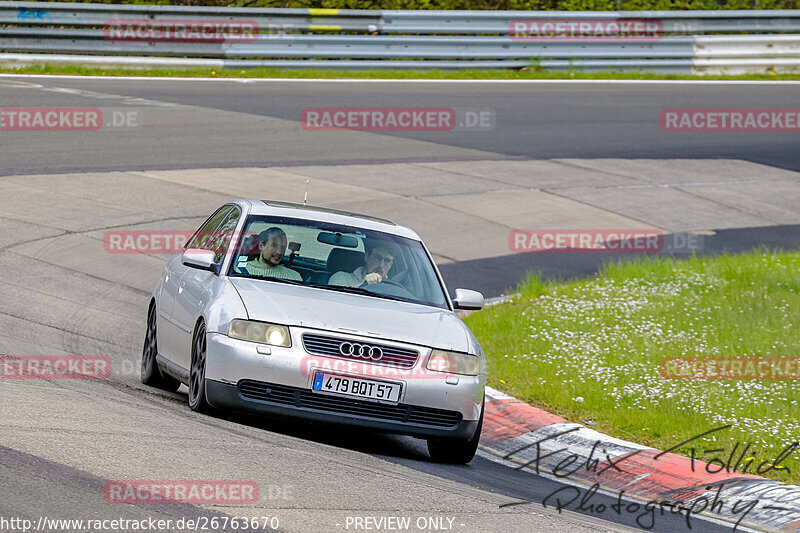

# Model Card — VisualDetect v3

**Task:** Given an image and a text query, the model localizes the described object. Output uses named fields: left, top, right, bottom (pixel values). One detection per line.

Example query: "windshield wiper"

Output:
left=236, top=273, right=306, bottom=286
left=237, top=275, right=407, bottom=303
left=308, top=282, right=406, bottom=303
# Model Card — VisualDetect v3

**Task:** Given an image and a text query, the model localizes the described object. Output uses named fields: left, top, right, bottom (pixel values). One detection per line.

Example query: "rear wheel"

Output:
left=141, top=303, right=181, bottom=392
left=427, top=399, right=484, bottom=464
left=188, top=321, right=212, bottom=413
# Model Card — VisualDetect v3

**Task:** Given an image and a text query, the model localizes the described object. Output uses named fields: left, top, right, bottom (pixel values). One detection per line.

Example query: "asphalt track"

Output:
left=0, top=77, right=799, bottom=174
left=1, top=75, right=798, bottom=533
left=443, top=223, right=800, bottom=297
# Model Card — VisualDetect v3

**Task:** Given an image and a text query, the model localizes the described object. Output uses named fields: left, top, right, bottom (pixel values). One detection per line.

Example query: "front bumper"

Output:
left=204, top=331, right=485, bottom=438
left=205, top=380, right=479, bottom=440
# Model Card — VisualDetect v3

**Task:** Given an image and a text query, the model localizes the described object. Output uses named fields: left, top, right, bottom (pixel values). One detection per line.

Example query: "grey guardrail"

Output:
left=0, top=28, right=697, bottom=59
left=0, top=2, right=381, bottom=32
left=0, top=53, right=702, bottom=73
left=380, top=9, right=800, bottom=34
left=3, top=2, right=800, bottom=35
left=0, top=1, right=798, bottom=74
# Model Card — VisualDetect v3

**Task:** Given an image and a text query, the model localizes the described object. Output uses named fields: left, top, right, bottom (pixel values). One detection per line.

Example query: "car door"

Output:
left=158, top=205, right=233, bottom=366
left=171, top=205, right=242, bottom=371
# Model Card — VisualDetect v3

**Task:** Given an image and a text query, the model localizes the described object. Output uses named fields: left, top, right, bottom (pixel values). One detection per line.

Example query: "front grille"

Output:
left=302, top=333, right=419, bottom=368
left=238, top=380, right=462, bottom=428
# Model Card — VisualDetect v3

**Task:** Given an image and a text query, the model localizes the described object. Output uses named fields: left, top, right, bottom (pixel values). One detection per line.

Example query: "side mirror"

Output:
left=453, top=288, right=484, bottom=311
left=182, top=248, right=219, bottom=274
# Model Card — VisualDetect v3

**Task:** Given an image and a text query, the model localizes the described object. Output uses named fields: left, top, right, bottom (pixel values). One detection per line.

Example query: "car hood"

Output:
left=229, top=278, right=469, bottom=352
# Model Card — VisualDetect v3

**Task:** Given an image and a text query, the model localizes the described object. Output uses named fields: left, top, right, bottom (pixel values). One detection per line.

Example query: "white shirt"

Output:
left=329, top=266, right=367, bottom=287
left=244, top=259, right=302, bottom=281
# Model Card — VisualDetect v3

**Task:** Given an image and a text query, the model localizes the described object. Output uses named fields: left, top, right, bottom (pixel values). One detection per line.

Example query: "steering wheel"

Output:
left=377, top=278, right=407, bottom=289
left=366, top=278, right=417, bottom=300
left=390, top=268, right=409, bottom=283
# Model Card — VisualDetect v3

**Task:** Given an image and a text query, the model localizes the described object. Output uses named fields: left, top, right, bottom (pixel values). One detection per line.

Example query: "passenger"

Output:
left=329, top=240, right=397, bottom=287
left=244, top=227, right=302, bottom=281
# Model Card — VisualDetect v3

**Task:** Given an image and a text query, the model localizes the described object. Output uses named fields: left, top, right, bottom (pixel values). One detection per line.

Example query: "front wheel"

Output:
left=141, top=303, right=181, bottom=393
left=427, top=399, right=484, bottom=464
left=188, top=321, right=212, bottom=413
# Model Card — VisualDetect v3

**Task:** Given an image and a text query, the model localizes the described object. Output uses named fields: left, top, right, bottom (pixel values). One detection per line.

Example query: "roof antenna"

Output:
left=303, top=179, right=309, bottom=206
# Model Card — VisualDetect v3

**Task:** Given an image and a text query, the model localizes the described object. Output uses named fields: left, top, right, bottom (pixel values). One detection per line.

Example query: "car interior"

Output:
left=232, top=230, right=399, bottom=286
left=224, top=217, right=451, bottom=307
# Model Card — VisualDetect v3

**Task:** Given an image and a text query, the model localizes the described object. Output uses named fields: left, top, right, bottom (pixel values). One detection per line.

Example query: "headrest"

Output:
left=327, top=248, right=364, bottom=274
left=240, top=233, right=260, bottom=257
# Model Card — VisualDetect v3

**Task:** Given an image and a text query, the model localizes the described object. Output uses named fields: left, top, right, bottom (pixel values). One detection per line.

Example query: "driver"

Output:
left=329, top=240, right=396, bottom=287
left=244, top=227, right=302, bottom=281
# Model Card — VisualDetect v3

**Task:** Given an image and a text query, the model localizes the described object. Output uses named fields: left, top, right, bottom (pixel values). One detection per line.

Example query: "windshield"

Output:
left=227, top=215, right=449, bottom=310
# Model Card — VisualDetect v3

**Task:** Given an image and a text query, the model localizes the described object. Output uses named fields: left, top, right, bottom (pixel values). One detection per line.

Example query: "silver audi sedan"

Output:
left=142, top=200, right=486, bottom=463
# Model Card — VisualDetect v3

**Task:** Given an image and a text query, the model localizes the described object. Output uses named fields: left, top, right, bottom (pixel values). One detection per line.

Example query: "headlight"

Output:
left=427, top=349, right=480, bottom=376
left=228, top=319, right=291, bottom=347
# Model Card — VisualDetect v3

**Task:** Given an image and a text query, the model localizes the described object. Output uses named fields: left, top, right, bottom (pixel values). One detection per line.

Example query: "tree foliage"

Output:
left=35, top=0, right=800, bottom=9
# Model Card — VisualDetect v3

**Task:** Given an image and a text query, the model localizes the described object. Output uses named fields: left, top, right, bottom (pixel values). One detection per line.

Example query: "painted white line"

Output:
left=40, top=86, right=179, bottom=107
left=1, top=73, right=800, bottom=85
left=485, top=385, right=515, bottom=401
left=0, top=79, right=43, bottom=88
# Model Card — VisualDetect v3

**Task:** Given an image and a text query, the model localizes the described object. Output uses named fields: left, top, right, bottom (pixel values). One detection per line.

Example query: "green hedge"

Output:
left=31, top=0, right=800, bottom=9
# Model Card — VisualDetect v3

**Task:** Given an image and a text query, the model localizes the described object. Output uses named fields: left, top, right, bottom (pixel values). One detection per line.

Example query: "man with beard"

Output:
left=244, top=227, right=302, bottom=281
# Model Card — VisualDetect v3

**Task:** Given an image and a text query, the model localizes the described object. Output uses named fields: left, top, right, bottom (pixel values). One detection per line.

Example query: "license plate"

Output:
left=312, top=372, right=401, bottom=403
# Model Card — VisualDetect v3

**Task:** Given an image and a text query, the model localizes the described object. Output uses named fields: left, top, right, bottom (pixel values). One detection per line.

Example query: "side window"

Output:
left=186, top=206, right=233, bottom=251
left=210, top=207, right=241, bottom=264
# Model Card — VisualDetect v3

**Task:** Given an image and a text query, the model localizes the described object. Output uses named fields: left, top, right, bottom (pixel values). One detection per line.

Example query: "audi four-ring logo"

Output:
left=339, top=342, right=383, bottom=360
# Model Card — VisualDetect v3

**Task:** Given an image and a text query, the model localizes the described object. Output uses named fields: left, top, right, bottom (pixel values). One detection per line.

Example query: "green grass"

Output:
left=2, top=64, right=800, bottom=81
left=466, top=249, right=800, bottom=484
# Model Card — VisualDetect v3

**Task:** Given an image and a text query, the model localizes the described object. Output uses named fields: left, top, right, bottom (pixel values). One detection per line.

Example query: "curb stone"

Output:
left=479, top=386, right=800, bottom=533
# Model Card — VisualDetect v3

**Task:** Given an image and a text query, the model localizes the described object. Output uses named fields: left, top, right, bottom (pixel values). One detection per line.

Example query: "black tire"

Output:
left=427, top=399, right=484, bottom=464
left=188, top=321, right=212, bottom=413
left=141, top=302, right=181, bottom=392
